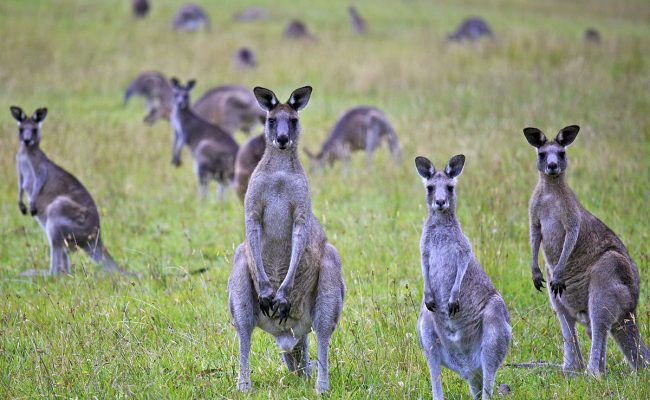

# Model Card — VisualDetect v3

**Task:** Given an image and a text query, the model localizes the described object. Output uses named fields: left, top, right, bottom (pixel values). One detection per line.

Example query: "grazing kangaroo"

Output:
left=11, top=106, right=123, bottom=275
left=415, top=155, right=511, bottom=400
left=232, top=6, right=267, bottom=22
left=169, top=78, right=239, bottom=199
left=132, top=0, right=149, bottom=19
left=524, top=125, right=649, bottom=376
left=233, top=47, right=257, bottom=70
left=171, top=3, right=210, bottom=32
left=228, top=86, right=345, bottom=394
left=348, top=5, right=367, bottom=35
left=124, top=71, right=173, bottom=125
left=304, top=106, right=401, bottom=169
left=192, top=85, right=265, bottom=135
left=233, top=133, right=265, bottom=202
left=584, top=28, right=601, bottom=44
left=447, top=17, right=493, bottom=42
left=284, top=19, right=316, bottom=41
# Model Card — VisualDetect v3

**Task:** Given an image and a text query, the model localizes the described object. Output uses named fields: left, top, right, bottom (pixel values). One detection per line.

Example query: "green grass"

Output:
left=1, top=0, right=649, bottom=398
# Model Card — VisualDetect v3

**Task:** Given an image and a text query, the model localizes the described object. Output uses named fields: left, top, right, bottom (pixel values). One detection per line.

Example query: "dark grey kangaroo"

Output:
left=348, top=5, right=367, bottom=34
left=11, top=106, right=123, bottom=275
left=524, top=125, right=649, bottom=376
left=228, top=86, right=345, bottom=393
left=169, top=78, right=239, bottom=199
left=415, top=155, right=511, bottom=399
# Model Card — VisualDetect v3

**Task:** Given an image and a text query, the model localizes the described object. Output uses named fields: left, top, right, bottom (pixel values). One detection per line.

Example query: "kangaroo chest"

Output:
left=536, top=193, right=568, bottom=266
left=426, top=230, right=466, bottom=299
left=16, top=154, right=37, bottom=198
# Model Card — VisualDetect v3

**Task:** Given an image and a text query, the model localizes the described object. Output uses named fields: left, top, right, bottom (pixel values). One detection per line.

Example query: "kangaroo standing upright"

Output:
left=228, top=86, right=345, bottom=394
left=348, top=5, right=367, bottom=34
left=524, top=125, right=649, bottom=376
left=415, top=155, right=511, bottom=400
left=11, top=106, right=123, bottom=275
left=169, top=78, right=239, bottom=199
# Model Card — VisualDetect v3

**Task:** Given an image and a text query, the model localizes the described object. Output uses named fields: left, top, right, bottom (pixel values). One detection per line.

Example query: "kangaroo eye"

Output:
left=267, top=118, right=276, bottom=126
left=558, top=152, right=566, bottom=159
left=32, top=128, right=38, bottom=136
left=289, top=118, right=298, bottom=126
left=426, top=185, right=433, bottom=193
left=538, top=152, right=546, bottom=159
left=447, top=185, right=454, bottom=192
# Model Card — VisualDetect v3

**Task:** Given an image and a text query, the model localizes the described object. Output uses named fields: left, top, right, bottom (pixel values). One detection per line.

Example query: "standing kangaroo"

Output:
left=524, top=125, right=649, bottom=376
left=348, top=5, right=367, bottom=35
left=169, top=78, right=239, bottom=199
left=11, top=106, right=123, bottom=275
left=233, top=133, right=265, bottom=202
left=192, top=85, right=265, bottom=135
left=415, top=155, right=511, bottom=400
left=124, top=71, right=173, bottom=125
left=228, top=86, right=345, bottom=394
left=304, top=106, right=401, bottom=169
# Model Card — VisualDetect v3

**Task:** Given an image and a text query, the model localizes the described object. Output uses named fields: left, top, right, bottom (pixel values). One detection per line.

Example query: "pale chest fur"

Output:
left=424, top=225, right=471, bottom=302
left=534, top=191, right=572, bottom=267
left=16, top=153, right=36, bottom=198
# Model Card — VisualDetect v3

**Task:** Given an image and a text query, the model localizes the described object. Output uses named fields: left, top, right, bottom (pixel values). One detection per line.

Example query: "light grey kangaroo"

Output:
left=192, top=85, right=265, bottom=135
left=304, top=106, right=401, bottom=169
left=233, top=133, right=265, bottom=202
left=11, top=106, right=123, bottom=275
left=228, top=86, right=345, bottom=394
left=171, top=3, right=210, bottom=32
left=348, top=5, right=367, bottom=35
left=524, top=125, right=649, bottom=376
left=124, top=71, right=173, bottom=125
left=415, top=154, right=511, bottom=400
left=169, top=78, right=239, bottom=199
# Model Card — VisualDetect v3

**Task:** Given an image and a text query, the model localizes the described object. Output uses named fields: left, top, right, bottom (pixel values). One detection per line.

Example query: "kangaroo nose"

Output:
left=435, top=199, right=446, bottom=207
left=277, top=135, right=289, bottom=146
left=547, top=162, right=558, bottom=170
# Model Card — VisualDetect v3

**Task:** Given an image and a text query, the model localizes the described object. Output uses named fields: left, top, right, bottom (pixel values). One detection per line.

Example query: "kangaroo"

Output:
left=11, top=106, right=123, bottom=275
left=169, top=78, right=239, bottom=199
left=415, top=154, right=511, bottom=400
left=348, top=5, right=367, bottom=35
left=233, top=133, right=265, bottom=202
left=304, top=106, right=401, bottom=170
left=584, top=28, right=601, bottom=44
left=132, top=0, right=149, bottom=19
left=524, top=125, right=649, bottom=376
left=447, top=17, right=494, bottom=42
left=171, top=3, right=210, bottom=32
left=192, top=85, right=265, bottom=135
left=228, top=86, right=345, bottom=394
left=284, top=19, right=316, bottom=41
left=232, top=6, right=267, bottom=22
left=124, top=71, right=173, bottom=125
left=233, top=47, right=257, bottom=70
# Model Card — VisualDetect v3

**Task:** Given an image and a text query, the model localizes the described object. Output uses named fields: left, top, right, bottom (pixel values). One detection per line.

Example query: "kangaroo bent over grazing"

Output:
left=192, top=85, right=264, bottom=135
left=228, top=86, right=345, bottom=393
left=415, top=155, right=511, bottom=399
left=304, top=106, right=400, bottom=169
left=169, top=78, right=239, bottom=199
left=124, top=71, right=173, bottom=125
left=11, top=106, right=123, bottom=275
left=524, top=125, right=649, bottom=376
left=171, top=3, right=210, bottom=32
left=233, top=133, right=265, bottom=202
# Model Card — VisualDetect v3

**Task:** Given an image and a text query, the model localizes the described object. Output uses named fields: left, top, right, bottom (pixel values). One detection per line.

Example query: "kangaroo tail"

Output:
left=611, top=312, right=650, bottom=370
left=86, top=239, right=126, bottom=275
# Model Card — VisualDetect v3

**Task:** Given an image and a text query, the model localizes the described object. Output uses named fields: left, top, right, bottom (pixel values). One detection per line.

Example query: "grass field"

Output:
left=1, top=0, right=649, bottom=398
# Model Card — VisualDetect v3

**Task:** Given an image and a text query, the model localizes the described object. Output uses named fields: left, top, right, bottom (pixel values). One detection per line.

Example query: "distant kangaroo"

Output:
left=524, top=125, right=649, bottom=376
left=132, top=0, right=149, bottom=19
left=169, top=78, right=239, bottom=199
left=11, top=106, right=123, bottom=275
left=228, top=86, right=345, bottom=394
left=233, top=47, right=257, bottom=70
left=304, top=106, right=400, bottom=169
left=124, top=71, right=173, bottom=125
left=233, top=133, right=265, bottom=202
left=171, top=3, right=210, bottom=32
left=415, top=154, right=511, bottom=399
left=284, top=19, right=316, bottom=41
left=192, top=85, right=265, bottom=135
left=348, top=5, right=367, bottom=34
left=447, top=17, right=493, bottom=42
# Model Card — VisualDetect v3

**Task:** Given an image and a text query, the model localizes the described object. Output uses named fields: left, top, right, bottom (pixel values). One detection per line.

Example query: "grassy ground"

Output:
left=1, top=0, right=649, bottom=398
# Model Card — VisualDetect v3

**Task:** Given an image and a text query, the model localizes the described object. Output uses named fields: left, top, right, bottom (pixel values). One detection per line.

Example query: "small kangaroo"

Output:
left=348, top=5, right=367, bottom=35
left=233, top=47, right=257, bottom=70
left=228, top=86, right=345, bottom=394
left=524, top=125, right=649, bottom=376
left=233, top=133, right=265, bottom=202
left=584, top=28, right=601, bottom=44
left=132, top=0, right=149, bottom=19
left=447, top=17, right=494, bottom=42
left=232, top=6, right=267, bottom=22
left=284, top=19, right=316, bottom=41
left=415, top=155, right=511, bottom=400
left=169, top=78, right=239, bottom=199
left=192, top=85, right=265, bottom=135
left=124, top=71, right=173, bottom=125
left=304, top=106, right=401, bottom=169
left=171, top=3, right=210, bottom=32
left=11, top=106, right=123, bottom=275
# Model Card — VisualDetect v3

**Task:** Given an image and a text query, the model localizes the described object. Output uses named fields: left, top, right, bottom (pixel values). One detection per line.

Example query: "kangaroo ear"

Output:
left=287, top=86, right=312, bottom=111
left=33, top=108, right=48, bottom=123
left=415, top=156, right=435, bottom=180
left=186, top=80, right=196, bottom=91
left=10, top=106, right=26, bottom=123
left=523, top=127, right=547, bottom=148
left=555, top=125, right=580, bottom=147
left=253, top=86, right=279, bottom=112
left=170, top=77, right=180, bottom=88
left=445, top=154, right=465, bottom=178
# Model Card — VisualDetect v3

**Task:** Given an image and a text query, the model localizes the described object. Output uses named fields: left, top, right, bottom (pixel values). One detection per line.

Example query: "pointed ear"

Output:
left=287, top=86, right=312, bottom=111
left=253, top=86, right=279, bottom=112
left=523, top=127, right=547, bottom=148
left=186, top=79, right=196, bottom=91
left=444, top=154, right=465, bottom=178
left=555, top=125, right=580, bottom=147
left=170, top=77, right=180, bottom=88
left=32, top=108, right=48, bottom=123
left=415, top=156, right=435, bottom=179
left=10, top=106, right=26, bottom=123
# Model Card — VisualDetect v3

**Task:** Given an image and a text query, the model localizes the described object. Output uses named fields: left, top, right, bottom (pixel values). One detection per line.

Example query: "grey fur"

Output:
left=232, top=7, right=267, bottom=22
left=304, top=106, right=401, bottom=170
left=233, top=47, right=257, bottom=70
left=11, top=106, right=123, bottom=275
left=447, top=17, right=494, bottom=42
left=228, top=86, right=345, bottom=394
left=284, top=19, right=316, bottom=41
left=132, top=0, right=149, bottom=19
left=233, top=133, right=265, bottom=202
left=524, top=125, right=649, bottom=376
left=171, top=3, right=210, bottom=32
left=124, top=71, right=173, bottom=125
left=169, top=78, right=239, bottom=199
left=348, top=5, right=367, bottom=35
left=192, top=85, right=265, bottom=135
left=415, top=154, right=511, bottom=399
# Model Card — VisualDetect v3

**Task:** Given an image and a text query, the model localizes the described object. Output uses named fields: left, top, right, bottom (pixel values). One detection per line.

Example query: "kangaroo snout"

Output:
left=434, top=199, right=447, bottom=209
left=276, top=134, right=290, bottom=148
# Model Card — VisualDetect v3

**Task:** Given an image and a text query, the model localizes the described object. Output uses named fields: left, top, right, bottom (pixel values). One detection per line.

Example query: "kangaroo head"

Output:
left=170, top=77, right=196, bottom=110
left=523, top=125, right=579, bottom=177
left=10, top=106, right=47, bottom=148
left=253, top=86, right=312, bottom=151
left=415, top=154, right=465, bottom=213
